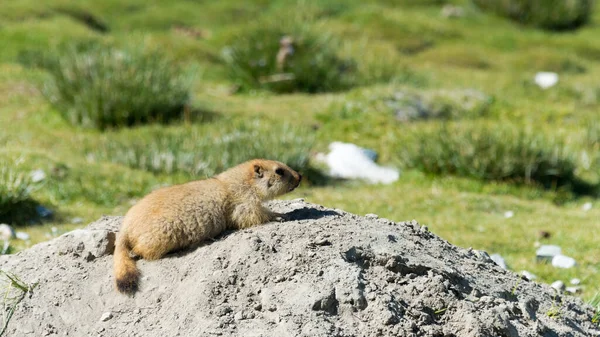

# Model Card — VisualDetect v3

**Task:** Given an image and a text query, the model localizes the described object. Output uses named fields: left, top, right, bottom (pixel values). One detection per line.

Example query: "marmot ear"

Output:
left=254, top=164, right=264, bottom=178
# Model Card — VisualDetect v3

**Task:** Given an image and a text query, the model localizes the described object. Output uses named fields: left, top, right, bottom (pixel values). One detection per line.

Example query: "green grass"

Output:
left=0, top=157, right=39, bottom=224
left=86, top=118, right=314, bottom=177
left=398, top=122, right=582, bottom=190
left=0, top=0, right=599, bottom=302
left=591, top=292, right=600, bottom=324
left=21, top=41, right=193, bottom=130
left=473, top=0, right=594, bottom=31
left=222, top=16, right=356, bottom=93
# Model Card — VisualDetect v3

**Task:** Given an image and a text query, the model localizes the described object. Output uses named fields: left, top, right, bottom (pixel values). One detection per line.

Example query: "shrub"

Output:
left=0, top=160, right=38, bottom=223
left=222, top=21, right=355, bottom=93
left=324, top=87, right=492, bottom=122
left=31, top=42, right=192, bottom=130
left=85, top=118, right=314, bottom=177
left=472, top=0, right=593, bottom=30
left=398, top=122, right=579, bottom=188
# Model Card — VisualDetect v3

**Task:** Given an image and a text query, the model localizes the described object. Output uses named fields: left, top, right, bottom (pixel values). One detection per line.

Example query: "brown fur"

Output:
left=113, top=159, right=302, bottom=294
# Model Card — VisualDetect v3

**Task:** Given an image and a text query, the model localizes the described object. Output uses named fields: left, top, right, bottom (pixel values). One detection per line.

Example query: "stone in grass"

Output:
left=570, top=278, right=581, bottom=285
left=551, top=281, right=566, bottom=292
left=536, top=245, right=561, bottom=262
left=15, top=232, right=30, bottom=241
left=0, top=224, right=15, bottom=241
left=490, top=254, right=507, bottom=270
left=552, top=255, right=576, bottom=269
left=534, top=72, right=558, bottom=89
left=29, top=169, right=46, bottom=183
left=521, top=270, right=537, bottom=281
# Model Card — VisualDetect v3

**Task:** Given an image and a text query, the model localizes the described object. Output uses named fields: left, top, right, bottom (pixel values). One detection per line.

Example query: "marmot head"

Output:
left=251, top=159, right=301, bottom=200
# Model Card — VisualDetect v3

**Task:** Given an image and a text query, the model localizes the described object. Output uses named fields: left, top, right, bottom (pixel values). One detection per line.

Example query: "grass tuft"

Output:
left=398, top=122, right=581, bottom=189
left=322, top=87, right=492, bottom=123
left=0, top=159, right=39, bottom=224
left=23, top=41, right=193, bottom=130
left=472, top=0, right=593, bottom=30
left=0, top=270, right=38, bottom=336
left=86, top=118, right=314, bottom=177
left=590, top=292, right=600, bottom=324
left=222, top=18, right=355, bottom=93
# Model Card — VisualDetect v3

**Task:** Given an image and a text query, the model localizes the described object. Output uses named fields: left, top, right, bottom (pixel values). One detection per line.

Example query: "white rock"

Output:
left=552, top=254, right=576, bottom=269
left=582, top=202, right=592, bottom=211
left=566, top=286, right=581, bottom=294
left=15, top=231, right=30, bottom=241
left=570, top=278, right=581, bottom=285
left=503, top=211, right=514, bottom=218
left=536, top=245, right=561, bottom=262
left=0, top=224, right=15, bottom=241
left=551, top=280, right=565, bottom=292
left=29, top=169, right=46, bottom=183
left=316, top=142, right=399, bottom=184
left=1, top=240, right=9, bottom=255
left=490, top=254, right=507, bottom=270
left=520, top=270, right=537, bottom=281
left=100, top=312, right=113, bottom=322
left=534, top=72, right=559, bottom=89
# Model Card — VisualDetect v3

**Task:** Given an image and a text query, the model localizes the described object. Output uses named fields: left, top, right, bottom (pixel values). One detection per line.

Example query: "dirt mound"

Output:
left=1, top=200, right=598, bottom=336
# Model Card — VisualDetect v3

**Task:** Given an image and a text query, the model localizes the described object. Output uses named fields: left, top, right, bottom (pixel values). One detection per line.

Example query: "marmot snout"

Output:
left=113, top=159, right=301, bottom=294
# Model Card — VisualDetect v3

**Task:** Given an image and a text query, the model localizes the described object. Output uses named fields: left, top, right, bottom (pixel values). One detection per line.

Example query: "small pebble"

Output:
left=15, top=231, right=30, bottom=241
left=534, top=72, right=559, bottom=89
left=536, top=245, right=561, bottom=262
left=490, top=254, right=507, bottom=270
left=566, top=286, right=582, bottom=294
left=30, top=169, right=46, bottom=183
left=0, top=224, right=15, bottom=241
left=504, top=211, right=514, bottom=218
left=551, top=280, right=565, bottom=292
left=570, top=278, right=581, bottom=285
left=100, top=312, right=113, bottom=322
left=582, top=202, right=592, bottom=212
left=552, top=255, right=576, bottom=269
left=520, top=270, right=537, bottom=281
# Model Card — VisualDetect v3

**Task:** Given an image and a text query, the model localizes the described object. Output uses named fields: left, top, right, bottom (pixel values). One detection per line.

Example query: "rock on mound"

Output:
left=1, top=200, right=598, bottom=336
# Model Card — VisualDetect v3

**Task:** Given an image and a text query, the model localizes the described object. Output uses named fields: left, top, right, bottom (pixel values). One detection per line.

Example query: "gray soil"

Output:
left=1, top=200, right=598, bottom=336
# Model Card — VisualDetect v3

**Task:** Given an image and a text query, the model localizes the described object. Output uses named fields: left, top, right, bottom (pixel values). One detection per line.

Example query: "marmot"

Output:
left=113, top=159, right=302, bottom=294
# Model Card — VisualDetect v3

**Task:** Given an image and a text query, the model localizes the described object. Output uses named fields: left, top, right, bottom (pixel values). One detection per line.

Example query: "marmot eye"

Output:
left=275, top=168, right=284, bottom=176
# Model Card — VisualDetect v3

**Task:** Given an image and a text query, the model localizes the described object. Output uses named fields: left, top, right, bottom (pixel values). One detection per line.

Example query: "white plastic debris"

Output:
left=552, top=254, right=576, bottom=269
left=29, top=169, right=46, bottom=183
left=490, top=254, right=507, bottom=270
left=503, top=211, right=514, bottom=218
left=534, top=72, right=559, bottom=89
left=316, top=142, right=399, bottom=184
left=536, top=245, right=561, bottom=262
left=520, top=270, right=537, bottom=281
left=582, top=202, right=592, bottom=212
